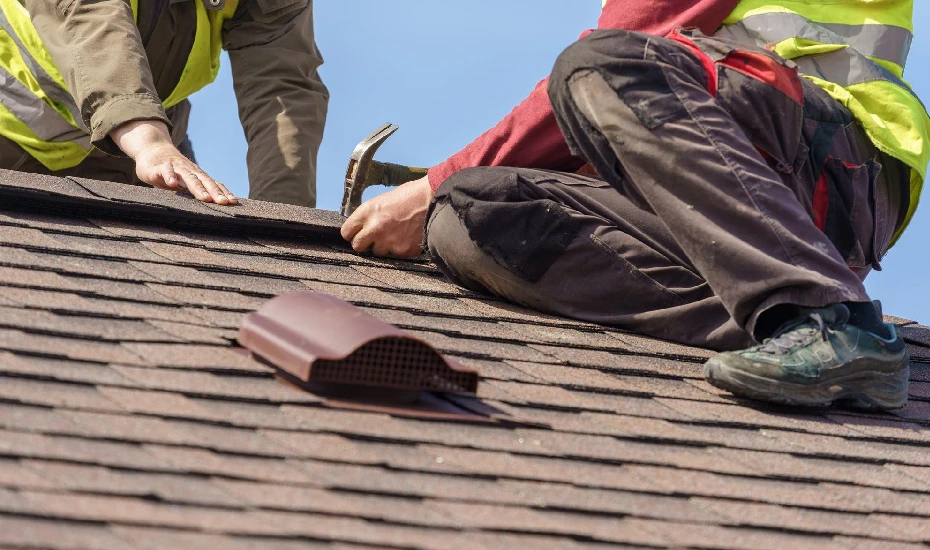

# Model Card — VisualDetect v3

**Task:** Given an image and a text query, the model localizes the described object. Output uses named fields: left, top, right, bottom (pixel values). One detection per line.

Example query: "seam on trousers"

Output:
left=587, top=231, right=688, bottom=307
left=659, top=56, right=807, bottom=272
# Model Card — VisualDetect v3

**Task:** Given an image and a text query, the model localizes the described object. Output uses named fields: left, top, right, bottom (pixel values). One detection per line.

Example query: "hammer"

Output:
left=341, top=123, right=429, bottom=217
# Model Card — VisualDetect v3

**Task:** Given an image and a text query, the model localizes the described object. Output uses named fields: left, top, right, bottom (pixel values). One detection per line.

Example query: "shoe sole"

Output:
left=704, top=358, right=910, bottom=410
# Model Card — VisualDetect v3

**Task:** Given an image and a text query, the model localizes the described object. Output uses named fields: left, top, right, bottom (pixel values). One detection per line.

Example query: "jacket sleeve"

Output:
left=24, top=0, right=168, bottom=155
left=427, top=0, right=740, bottom=191
left=224, top=0, right=329, bottom=208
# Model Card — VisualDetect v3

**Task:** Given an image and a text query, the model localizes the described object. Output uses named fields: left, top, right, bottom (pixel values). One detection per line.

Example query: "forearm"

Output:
left=226, top=0, right=329, bottom=207
left=24, top=0, right=168, bottom=154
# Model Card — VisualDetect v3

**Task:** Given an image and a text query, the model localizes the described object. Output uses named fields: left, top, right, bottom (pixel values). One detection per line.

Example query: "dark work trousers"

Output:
left=425, top=29, right=907, bottom=351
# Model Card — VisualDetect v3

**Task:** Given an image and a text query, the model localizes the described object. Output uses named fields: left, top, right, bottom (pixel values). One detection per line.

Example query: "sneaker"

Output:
left=704, top=304, right=909, bottom=409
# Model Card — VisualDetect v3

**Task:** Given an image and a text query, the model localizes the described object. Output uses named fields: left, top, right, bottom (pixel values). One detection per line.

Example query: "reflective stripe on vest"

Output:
left=0, top=0, right=238, bottom=171
left=0, top=8, right=85, bottom=137
left=721, top=12, right=912, bottom=69
left=0, top=0, right=89, bottom=155
left=716, top=2, right=929, bottom=243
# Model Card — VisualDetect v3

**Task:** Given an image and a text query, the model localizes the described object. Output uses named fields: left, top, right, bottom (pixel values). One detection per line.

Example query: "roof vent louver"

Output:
left=238, top=292, right=479, bottom=394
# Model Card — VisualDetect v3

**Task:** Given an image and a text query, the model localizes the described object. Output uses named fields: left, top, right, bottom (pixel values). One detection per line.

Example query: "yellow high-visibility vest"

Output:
left=0, top=0, right=239, bottom=171
left=717, top=1, right=928, bottom=242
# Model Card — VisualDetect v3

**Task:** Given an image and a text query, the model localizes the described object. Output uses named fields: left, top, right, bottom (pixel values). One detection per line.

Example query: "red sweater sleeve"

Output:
left=427, top=0, right=741, bottom=191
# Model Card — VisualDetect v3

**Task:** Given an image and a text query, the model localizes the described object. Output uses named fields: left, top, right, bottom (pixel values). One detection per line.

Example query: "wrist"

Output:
left=110, top=120, right=172, bottom=160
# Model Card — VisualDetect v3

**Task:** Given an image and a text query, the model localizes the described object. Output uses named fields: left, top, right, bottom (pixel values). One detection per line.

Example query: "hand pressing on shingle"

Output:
left=341, top=176, right=433, bottom=258
left=110, top=120, right=237, bottom=205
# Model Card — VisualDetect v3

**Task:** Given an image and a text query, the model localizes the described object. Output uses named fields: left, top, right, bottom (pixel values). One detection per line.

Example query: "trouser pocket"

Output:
left=816, top=156, right=883, bottom=270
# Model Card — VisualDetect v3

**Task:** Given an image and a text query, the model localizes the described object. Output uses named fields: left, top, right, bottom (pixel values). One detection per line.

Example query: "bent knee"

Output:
left=425, top=200, right=494, bottom=294
left=548, top=30, right=654, bottom=104
left=551, top=30, right=646, bottom=79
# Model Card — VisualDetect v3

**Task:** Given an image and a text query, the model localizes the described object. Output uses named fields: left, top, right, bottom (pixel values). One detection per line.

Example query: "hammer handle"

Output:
left=369, top=162, right=429, bottom=188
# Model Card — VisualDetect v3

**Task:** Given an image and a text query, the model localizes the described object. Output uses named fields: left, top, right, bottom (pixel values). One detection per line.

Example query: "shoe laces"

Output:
left=757, top=310, right=845, bottom=356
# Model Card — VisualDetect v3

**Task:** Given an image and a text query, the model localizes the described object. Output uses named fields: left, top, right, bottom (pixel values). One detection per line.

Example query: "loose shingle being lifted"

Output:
left=1, top=171, right=930, bottom=549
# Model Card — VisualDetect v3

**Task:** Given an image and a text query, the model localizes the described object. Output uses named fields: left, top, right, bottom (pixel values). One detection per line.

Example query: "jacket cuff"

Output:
left=427, top=162, right=459, bottom=193
left=90, top=93, right=170, bottom=156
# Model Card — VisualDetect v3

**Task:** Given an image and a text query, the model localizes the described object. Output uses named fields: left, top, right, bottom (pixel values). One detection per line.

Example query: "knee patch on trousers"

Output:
left=550, top=31, right=690, bottom=132
left=428, top=167, right=581, bottom=283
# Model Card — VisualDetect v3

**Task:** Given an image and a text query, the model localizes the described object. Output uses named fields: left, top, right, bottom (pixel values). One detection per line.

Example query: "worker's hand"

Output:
left=341, top=176, right=434, bottom=258
left=110, top=120, right=236, bottom=205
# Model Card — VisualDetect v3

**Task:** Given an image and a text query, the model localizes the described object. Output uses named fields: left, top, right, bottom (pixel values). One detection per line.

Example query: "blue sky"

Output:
left=188, top=1, right=930, bottom=322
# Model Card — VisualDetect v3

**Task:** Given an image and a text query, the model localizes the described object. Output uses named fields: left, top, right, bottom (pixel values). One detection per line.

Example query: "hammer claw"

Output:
left=341, top=122, right=403, bottom=217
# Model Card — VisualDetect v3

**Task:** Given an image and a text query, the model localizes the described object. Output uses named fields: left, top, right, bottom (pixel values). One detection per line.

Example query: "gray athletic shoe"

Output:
left=704, top=304, right=909, bottom=410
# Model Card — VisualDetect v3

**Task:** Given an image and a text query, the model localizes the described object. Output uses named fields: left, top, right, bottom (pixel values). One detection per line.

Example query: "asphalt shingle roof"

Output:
left=1, top=169, right=930, bottom=549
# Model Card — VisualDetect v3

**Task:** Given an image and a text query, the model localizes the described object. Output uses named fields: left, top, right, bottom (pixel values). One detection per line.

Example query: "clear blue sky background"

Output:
left=188, top=2, right=930, bottom=322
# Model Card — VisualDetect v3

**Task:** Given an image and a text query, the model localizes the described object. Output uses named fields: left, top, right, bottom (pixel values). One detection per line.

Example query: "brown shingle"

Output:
left=90, top=217, right=198, bottom=242
left=870, top=515, right=930, bottom=543
left=833, top=537, right=930, bottom=550
left=418, top=445, right=660, bottom=491
left=302, top=280, right=412, bottom=309
left=691, top=498, right=907, bottom=540
left=144, top=445, right=317, bottom=483
left=502, top=322, right=626, bottom=349
left=424, top=500, right=662, bottom=543
left=111, top=365, right=321, bottom=404
left=0, top=170, right=98, bottom=199
left=0, top=402, right=84, bottom=434
left=628, top=465, right=930, bottom=515
left=766, top=428, right=930, bottom=466
left=203, top=271, right=309, bottom=296
left=2, top=210, right=110, bottom=236
left=0, top=458, right=58, bottom=490
left=0, top=265, right=84, bottom=291
left=145, top=319, right=230, bottom=344
left=712, top=447, right=928, bottom=490
left=119, top=343, right=270, bottom=373
left=530, top=344, right=705, bottom=378
left=111, top=526, right=332, bottom=550
left=139, top=240, right=230, bottom=268
left=0, top=377, right=126, bottom=412
left=69, top=175, right=234, bottom=218
left=259, top=430, right=443, bottom=468
left=0, top=430, right=170, bottom=470
left=460, top=296, right=596, bottom=328
left=292, top=460, right=520, bottom=503
left=627, top=518, right=846, bottom=550
left=22, top=460, right=243, bottom=507
left=0, top=328, right=148, bottom=365
left=18, top=490, right=245, bottom=530
left=45, top=233, right=168, bottom=262
left=406, top=329, right=558, bottom=362
left=215, top=479, right=459, bottom=527
left=93, top=388, right=227, bottom=423
left=899, top=325, right=930, bottom=347
left=145, top=282, right=266, bottom=310
left=0, top=516, right=130, bottom=550
left=0, top=224, right=73, bottom=251
left=10, top=246, right=156, bottom=282
left=354, top=264, right=468, bottom=295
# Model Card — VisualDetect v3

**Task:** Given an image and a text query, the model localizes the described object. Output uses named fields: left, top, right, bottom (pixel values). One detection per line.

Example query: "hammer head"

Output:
left=341, top=123, right=399, bottom=217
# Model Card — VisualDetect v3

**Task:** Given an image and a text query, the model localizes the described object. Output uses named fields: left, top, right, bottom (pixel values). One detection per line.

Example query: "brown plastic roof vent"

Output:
left=238, top=291, right=479, bottom=394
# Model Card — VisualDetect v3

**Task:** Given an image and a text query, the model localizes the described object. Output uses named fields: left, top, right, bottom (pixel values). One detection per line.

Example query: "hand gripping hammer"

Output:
left=341, top=123, right=428, bottom=217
